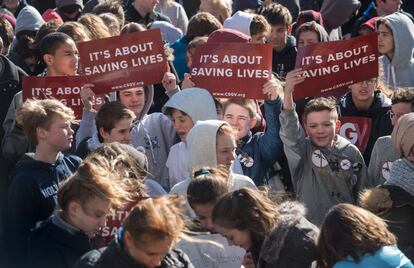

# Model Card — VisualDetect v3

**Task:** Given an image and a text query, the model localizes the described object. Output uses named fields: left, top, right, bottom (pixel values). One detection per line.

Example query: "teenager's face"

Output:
left=216, top=133, right=236, bottom=170
left=171, top=109, right=193, bottom=142
left=224, top=103, right=255, bottom=140
left=47, top=40, right=78, bottom=76
left=377, top=0, right=401, bottom=14
left=269, top=24, right=289, bottom=52
left=192, top=203, right=215, bottom=231
left=297, top=31, right=319, bottom=48
left=70, top=197, right=111, bottom=237
left=40, top=115, right=74, bottom=151
left=305, top=111, right=338, bottom=148
left=101, top=118, right=133, bottom=144
left=377, top=23, right=394, bottom=58
left=349, top=78, right=377, bottom=103
left=119, top=87, right=146, bottom=118
left=125, top=234, right=173, bottom=268
left=391, top=102, right=412, bottom=126
left=213, top=224, right=252, bottom=250
left=251, top=31, right=269, bottom=44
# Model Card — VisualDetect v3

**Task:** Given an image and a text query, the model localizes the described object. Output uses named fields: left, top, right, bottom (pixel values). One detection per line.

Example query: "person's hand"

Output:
left=162, top=72, right=177, bottom=92
left=262, top=78, right=282, bottom=101
left=15, top=108, right=23, bottom=127
left=80, top=83, right=95, bottom=111
left=284, top=68, right=305, bottom=95
left=181, top=73, right=195, bottom=89
left=242, top=252, right=255, bottom=268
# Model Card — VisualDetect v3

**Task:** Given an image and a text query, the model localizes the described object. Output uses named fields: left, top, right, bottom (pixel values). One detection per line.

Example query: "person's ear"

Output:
left=335, top=119, right=341, bottom=134
left=287, top=24, right=292, bottom=35
left=99, top=127, right=110, bottom=142
left=36, top=127, right=47, bottom=140
left=43, top=54, right=54, bottom=66
left=124, top=230, right=134, bottom=250
left=67, top=201, right=80, bottom=219
left=249, top=117, right=258, bottom=129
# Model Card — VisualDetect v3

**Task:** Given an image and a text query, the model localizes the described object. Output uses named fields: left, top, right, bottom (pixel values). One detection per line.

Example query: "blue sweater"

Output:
left=334, top=246, right=414, bottom=268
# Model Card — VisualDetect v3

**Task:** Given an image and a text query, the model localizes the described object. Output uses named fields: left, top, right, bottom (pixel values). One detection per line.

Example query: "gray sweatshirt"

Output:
left=368, top=135, right=400, bottom=187
left=279, top=108, right=368, bottom=225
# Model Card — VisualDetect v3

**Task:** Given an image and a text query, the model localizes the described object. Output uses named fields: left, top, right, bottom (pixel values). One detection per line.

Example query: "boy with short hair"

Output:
left=7, top=98, right=81, bottom=267
left=222, top=79, right=284, bottom=186
left=76, top=101, right=136, bottom=158
left=377, top=12, right=414, bottom=88
left=260, top=3, right=296, bottom=79
left=368, top=88, right=414, bottom=186
left=280, top=69, right=367, bottom=225
left=2, top=32, right=79, bottom=162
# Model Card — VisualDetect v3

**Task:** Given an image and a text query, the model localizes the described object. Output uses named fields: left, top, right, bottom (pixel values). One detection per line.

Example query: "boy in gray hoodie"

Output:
left=279, top=68, right=368, bottom=225
left=377, top=12, right=414, bottom=88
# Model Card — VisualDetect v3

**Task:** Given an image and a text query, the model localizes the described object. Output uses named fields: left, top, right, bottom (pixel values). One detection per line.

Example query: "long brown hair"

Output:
left=212, top=187, right=279, bottom=248
left=318, top=203, right=396, bottom=268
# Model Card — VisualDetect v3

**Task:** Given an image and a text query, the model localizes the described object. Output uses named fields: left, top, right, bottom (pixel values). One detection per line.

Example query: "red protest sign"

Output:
left=22, top=76, right=107, bottom=118
left=78, top=29, right=167, bottom=92
left=294, top=33, right=379, bottom=100
left=190, top=43, right=272, bottom=99
left=339, top=116, right=372, bottom=154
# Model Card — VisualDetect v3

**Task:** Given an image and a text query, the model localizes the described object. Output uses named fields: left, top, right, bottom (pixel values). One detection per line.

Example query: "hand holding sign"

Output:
left=80, top=84, right=96, bottom=111
left=181, top=73, right=195, bottom=89
left=162, top=72, right=178, bottom=92
left=262, top=78, right=281, bottom=101
left=283, top=69, right=306, bottom=110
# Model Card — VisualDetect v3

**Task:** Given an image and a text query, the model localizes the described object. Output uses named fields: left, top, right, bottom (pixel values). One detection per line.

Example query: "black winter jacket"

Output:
left=7, top=153, right=81, bottom=268
left=29, top=215, right=92, bottom=268
left=252, top=202, right=319, bottom=268
left=74, top=228, right=194, bottom=268
left=338, top=91, right=393, bottom=164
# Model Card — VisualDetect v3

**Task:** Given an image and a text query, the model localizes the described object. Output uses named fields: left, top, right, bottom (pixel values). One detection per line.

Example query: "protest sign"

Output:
left=190, top=43, right=273, bottom=99
left=78, top=29, right=167, bottom=92
left=339, top=116, right=372, bottom=154
left=294, top=33, right=379, bottom=99
left=22, top=76, right=107, bottom=118
left=176, top=233, right=245, bottom=268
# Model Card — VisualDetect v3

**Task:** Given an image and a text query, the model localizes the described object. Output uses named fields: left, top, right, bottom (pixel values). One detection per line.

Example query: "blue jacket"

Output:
left=7, top=153, right=81, bottom=268
left=236, top=97, right=284, bottom=186
left=334, top=245, right=414, bottom=268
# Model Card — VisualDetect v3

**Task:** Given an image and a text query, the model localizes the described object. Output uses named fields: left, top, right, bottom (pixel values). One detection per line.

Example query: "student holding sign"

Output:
left=222, top=78, right=284, bottom=187
left=338, top=78, right=393, bottom=165
left=76, top=73, right=178, bottom=191
left=279, top=68, right=368, bottom=225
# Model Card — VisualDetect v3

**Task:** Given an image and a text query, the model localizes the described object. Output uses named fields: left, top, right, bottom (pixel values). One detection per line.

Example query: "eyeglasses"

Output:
left=357, top=79, right=377, bottom=86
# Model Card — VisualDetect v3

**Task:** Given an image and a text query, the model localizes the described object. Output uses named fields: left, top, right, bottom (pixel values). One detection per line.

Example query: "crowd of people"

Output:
left=0, top=0, right=413, bottom=267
